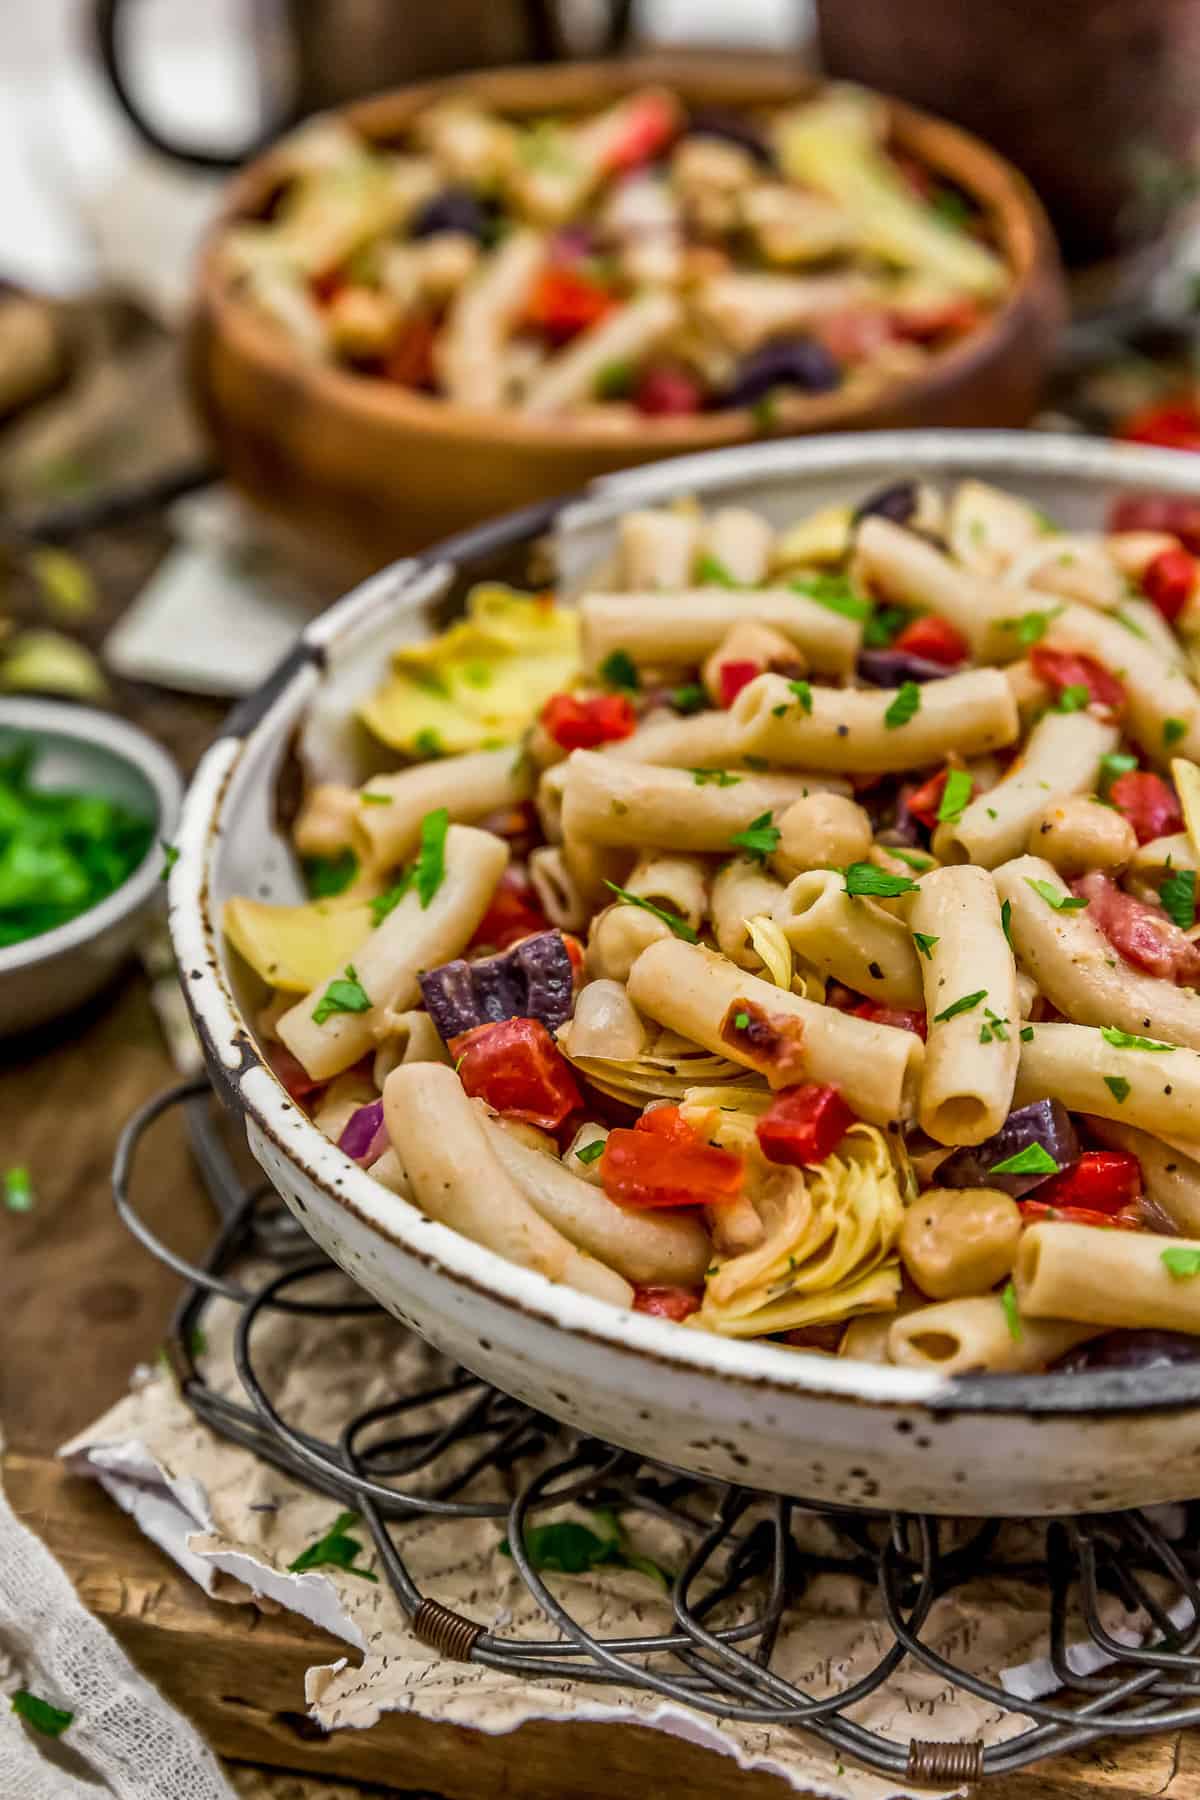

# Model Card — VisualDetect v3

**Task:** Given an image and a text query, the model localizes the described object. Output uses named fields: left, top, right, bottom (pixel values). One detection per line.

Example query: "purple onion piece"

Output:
left=723, top=336, right=841, bottom=408
left=419, top=929, right=576, bottom=1042
left=685, top=109, right=773, bottom=165
left=856, top=648, right=963, bottom=687
left=1055, top=1330, right=1200, bottom=1373
left=410, top=187, right=498, bottom=244
left=936, top=1099, right=1081, bottom=1198
left=338, top=1099, right=385, bottom=1164
left=852, top=480, right=920, bottom=528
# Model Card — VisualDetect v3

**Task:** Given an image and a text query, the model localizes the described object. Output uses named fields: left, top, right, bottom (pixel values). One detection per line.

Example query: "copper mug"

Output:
left=93, top=0, right=633, bottom=170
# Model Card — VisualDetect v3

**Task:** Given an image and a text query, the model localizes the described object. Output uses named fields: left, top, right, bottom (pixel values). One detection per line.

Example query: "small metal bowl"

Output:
left=0, top=698, right=182, bottom=1035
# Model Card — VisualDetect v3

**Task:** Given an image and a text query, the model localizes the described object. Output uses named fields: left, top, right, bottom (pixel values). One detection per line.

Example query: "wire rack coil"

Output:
left=114, top=1079, right=1200, bottom=1787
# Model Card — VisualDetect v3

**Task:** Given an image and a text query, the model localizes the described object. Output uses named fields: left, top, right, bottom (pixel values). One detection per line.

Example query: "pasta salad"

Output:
left=225, top=476, right=1200, bottom=1376
left=218, top=83, right=1008, bottom=423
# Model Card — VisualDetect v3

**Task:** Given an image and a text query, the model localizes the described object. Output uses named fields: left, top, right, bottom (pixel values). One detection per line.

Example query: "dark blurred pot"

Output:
left=815, top=0, right=1200, bottom=270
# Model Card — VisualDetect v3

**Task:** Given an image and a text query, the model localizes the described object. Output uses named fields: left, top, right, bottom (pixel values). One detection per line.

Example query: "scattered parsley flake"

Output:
left=1000, top=1280, right=1023, bottom=1341
left=984, top=1007, right=1009, bottom=1041
left=986, top=806, right=998, bottom=821
left=696, top=552, right=738, bottom=588
left=302, top=849, right=358, bottom=899
left=412, top=806, right=449, bottom=908
left=500, top=1509, right=668, bottom=1587
left=690, top=768, right=740, bottom=787
left=312, top=965, right=371, bottom=1025
left=1020, top=1024, right=1034, bottom=1041
left=1162, top=866, right=1197, bottom=929
left=1055, top=683, right=1091, bottom=714
left=912, top=931, right=939, bottom=960
left=990, top=1142, right=1058, bottom=1176
left=1164, top=716, right=1188, bottom=749
left=933, top=988, right=987, bottom=1023
left=594, top=358, right=633, bottom=400
left=289, top=1510, right=378, bottom=1582
left=1162, top=1246, right=1200, bottom=1279
left=884, top=681, right=921, bottom=730
left=4, top=1166, right=33, bottom=1213
left=742, top=753, right=769, bottom=771
left=360, top=790, right=391, bottom=806
left=671, top=683, right=707, bottom=715
left=888, top=847, right=933, bottom=871
left=1114, top=608, right=1149, bottom=639
left=729, top=811, right=780, bottom=862
left=1001, top=608, right=1060, bottom=647
left=371, top=877, right=411, bottom=925
left=10, top=1692, right=73, bottom=1738
left=788, top=678, right=813, bottom=713
left=604, top=880, right=698, bottom=943
left=790, top=572, right=872, bottom=622
left=575, top=1139, right=606, bottom=1165
left=159, top=840, right=179, bottom=881
left=1104, top=1075, right=1132, bottom=1104
left=1025, top=876, right=1088, bottom=912
left=734, top=1010, right=750, bottom=1029
left=937, top=767, right=973, bottom=823
left=1099, top=751, right=1138, bottom=795
left=862, top=605, right=908, bottom=649
left=413, top=728, right=444, bottom=758
left=1000, top=897, right=1013, bottom=948
left=750, top=391, right=779, bottom=434
left=772, top=703, right=788, bottom=717
left=844, top=863, right=918, bottom=899
left=1100, top=1026, right=1176, bottom=1052
left=599, top=648, right=640, bottom=692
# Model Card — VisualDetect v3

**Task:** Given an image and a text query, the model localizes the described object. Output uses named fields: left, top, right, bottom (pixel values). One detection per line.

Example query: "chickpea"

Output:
left=773, top=792, right=872, bottom=878
left=898, top=1187, right=1022, bottom=1301
left=1028, top=794, right=1136, bottom=877
left=587, top=902, right=671, bottom=982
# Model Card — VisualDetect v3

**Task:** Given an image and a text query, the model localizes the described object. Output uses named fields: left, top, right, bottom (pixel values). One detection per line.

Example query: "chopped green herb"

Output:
left=888, top=846, right=934, bottom=871
left=884, top=681, right=921, bottom=730
left=696, top=552, right=738, bottom=588
left=1104, top=1075, right=1132, bottom=1104
left=289, top=1510, right=378, bottom=1582
left=1114, top=608, right=1149, bottom=639
left=593, top=358, right=633, bottom=400
left=729, top=811, right=780, bottom=862
left=937, top=768, right=973, bottom=824
left=1098, top=751, right=1139, bottom=795
left=575, top=1139, right=606, bottom=1165
left=734, top=1010, right=750, bottom=1029
left=991, top=1142, right=1059, bottom=1176
left=1161, top=866, right=1197, bottom=930
left=4, top=1166, right=33, bottom=1213
left=671, top=683, right=707, bottom=715
left=190, top=1326, right=208, bottom=1357
left=912, top=931, right=939, bottom=960
left=370, top=878, right=411, bottom=925
left=742, top=753, right=769, bottom=771
left=788, top=678, right=814, bottom=713
left=1055, top=683, right=1091, bottom=714
left=11, top=1692, right=73, bottom=1738
left=1000, top=897, right=1013, bottom=948
left=303, top=850, right=358, bottom=899
left=160, top=841, right=179, bottom=881
left=1000, top=608, right=1060, bottom=648
left=1033, top=507, right=1060, bottom=535
left=772, top=703, right=788, bottom=717
left=500, top=1508, right=668, bottom=1587
left=862, top=605, right=908, bottom=649
left=360, top=790, right=391, bottom=806
left=312, top=965, right=371, bottom=1026
left=845, top=863, right=918, bottom=898
left=1000, top=1280, right=1022, bottom=1341
left=933, top=988, right=987, bottom=1023
left=1020, top=1024, right=1034, bottom=1042
left=604, top=880, right=698, bottom=943
left=690, top=768, right=741, bottom=787
left=790, top=572, right=872, bottom=622
left=931, top=185, right=972, bottom=229
left=599, top=648, right=640, bottom=692
left=1025, top=876, right=1088, bottom=912
left=986, top=807, right=998, bottom=821
left=750, top=391, right=780, bottom=434
left=413, top=728, right=445, bottom=758
left=1100, top=1026, right=1176, bottom=1052
left=412, top=806, right=449, bottom=909
left=1164, top=716, right=1188, bottom=749
left=979, top=1024, right=993, bottom=1044
left=1162, top=1246, right=1200, bottom=1280
left=983, top=1007, right=1009, bottom=1042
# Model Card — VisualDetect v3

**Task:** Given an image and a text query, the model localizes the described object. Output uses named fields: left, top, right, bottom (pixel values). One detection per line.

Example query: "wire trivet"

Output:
left=114, top=1078, right=1200, bottom=1788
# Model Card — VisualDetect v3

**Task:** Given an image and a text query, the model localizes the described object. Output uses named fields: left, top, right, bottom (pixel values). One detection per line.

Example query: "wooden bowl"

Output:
left=188, top=54, right=1067, bottom=581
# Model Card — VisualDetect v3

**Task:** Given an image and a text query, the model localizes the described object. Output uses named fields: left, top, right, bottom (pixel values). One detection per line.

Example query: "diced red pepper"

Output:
left=718, top=659, right=761, bottom=708
left=450, top=1017, right=581, bottom=1131
left=265, top=1041, right=326, bottom=1102
left=1117, top=397, right=1200, bottom=453
left=755, top=1084, right=855, bottom=1168
left=634, top=364, right=705, bottom=416
left=852, top=1001, right=927, bottom=1039
left=893, top=614, right=969, bottom=666
left=541, top=691, right=637, bottom=750
left=600, top=1129, right=744, bottom=1209
left=1108, top=494, right=1200, bottom=555
left=892, top=297, right=981, bottom=343
left=906, top=767, right=950, bottom=831
left=1141, top=545, right=1197, bottom=623
left=382, top=315, right=438, bottom=389
left=1029, top=646, right=1127, bottom=719
left=601, top=91, right=679, bottom=173
left=1034, top=1149, right=1142, bottom=1214
left=633, top=1284, right=702, bottom=1321
left=1019, top=1200, right=1142, bottom=1230
left=635, top=1103, right=699, bottom=1146
left=525, top=268, right=615, bottom=346
left=1108, top=771, right=1184, bottom=845
left=468, top=870, right=550, bottom=952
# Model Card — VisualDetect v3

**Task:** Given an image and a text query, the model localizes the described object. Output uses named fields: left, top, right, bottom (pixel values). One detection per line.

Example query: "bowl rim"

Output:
left=0, top=698, right=182, bottom=975
left=173, top=429, right=1200, bottom=1420
left=193, top=52, right=1062, bottom=458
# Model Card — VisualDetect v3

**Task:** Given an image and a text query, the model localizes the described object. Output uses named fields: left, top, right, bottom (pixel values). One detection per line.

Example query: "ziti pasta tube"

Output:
left=1085, top=1118, right=1200, bottom=1237
left=1015, top=1021, right=1200, bottom=1144
left=1016, top=1222, right=1200, bottom=1335
left=888, top=1295, right=1096, bottom=1375
left=933, top=710, right=1118, bottom=869
left=561, top=752, right=842, bottom=853
left=1042, top=603, right=1200, bottom=767
left=774, top=868, right=924, bottom=1007
left=853, top=516, right=1032, bottom=661
left=352, top=746, right=531, bottom=869
left=580, top=587, right=859, bottom=678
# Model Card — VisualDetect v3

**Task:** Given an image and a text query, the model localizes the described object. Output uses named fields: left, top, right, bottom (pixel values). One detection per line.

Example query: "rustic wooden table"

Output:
left=3, top=518, right=1200, bottom=1800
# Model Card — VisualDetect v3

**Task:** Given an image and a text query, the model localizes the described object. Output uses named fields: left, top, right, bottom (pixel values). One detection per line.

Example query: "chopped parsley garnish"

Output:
left=981, top=1007, right=1009, bottom=1042
left=696, top=552, right=738, bottom=588
left=751, top=391, right=779, bottom=434
left=729, top=811, right=780, bottom=862
left=671, top=682, right=707, bottom=715
left=1055, top=683, right=1091, bottom=714
left=1020, top=1024, right=1034, bottom=1041
left=312, top=965, right=371, bottom=1026
left=160, top=841, right=179, bottom=881
left=413, top=728, right=445, bottom=758
left=1114, top=609, right=1149, bottom=639
left=990, top=1142, right=1059, bottom=1176
left=1161, top=866, right=1197, bottom=930
left=884, top=681, right=921, bottom=730
left=788, top=678, right=813, bottom=714
left=370, top=880, right=410, bottom=925
left=288, top=1510, right=378, bottom=1582
left=742, top=753, right=769, bottom=771
left=593, top=358, right=633, bottom=401
left=1000, top=608, right=1060, bottom=648
left=1104, top=1075, right=1131, bottom=1104
left=1000, top=1280, right=1022, bottom=1341
left=412, top=806, right=449, bottom=908
left=360, top=790, right=391, bottom=806
left=1025, top=876, right=1088, bottom=912
left=1100, top=1026, right=1176, bottom=1052
left=912, top=931, right=939, bottom=960
left=790, top=572, right=872, bottom=622
left=4, top=1166, right=33, bottom=1212
left=303, top=849, right=358, bottom=899
left=604, top=880, right=698, bottom=943
left=575, top=1139, right=606, bottom=1165
left=1000, top=897, right=1013, bottom=948
left=937, top=768, right=973, bottom=824
left=888, top=846, right=934, bottom=871
left=933, top=988, right=987, bottom=1023
left=845, top=863, right=918, bottom=898
left=734, top=1010, right=750, bottom=1029
left=690, top=768, right=740, bottom=786
left=862, top=605, right=908, bottom=649
left=10, top=1692, right=73, bottom=1737
left=1162, top=1246, right=1200, bottom=1280
left=1098, top=751, right=1139, bottom=795
left=500, top=1508, right=668, bottom=1587
left=599, top=648, right=640, bottom=692
left=1164, top=717, right=1188, bottom=749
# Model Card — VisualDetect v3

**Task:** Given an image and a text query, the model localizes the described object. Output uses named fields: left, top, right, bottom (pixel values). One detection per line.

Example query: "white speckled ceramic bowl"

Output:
left=172, top=431, right=1200, bottom=1514
left=1, top=699, right=181, bottom=1034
